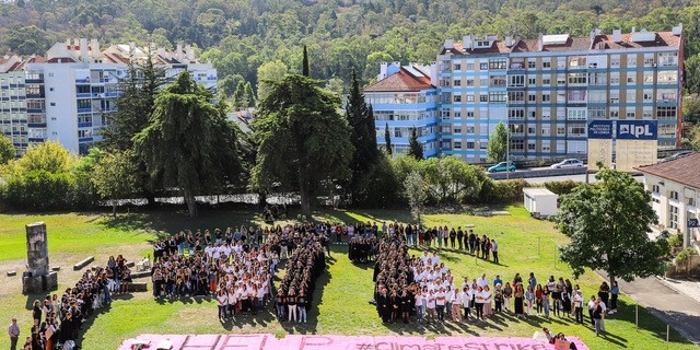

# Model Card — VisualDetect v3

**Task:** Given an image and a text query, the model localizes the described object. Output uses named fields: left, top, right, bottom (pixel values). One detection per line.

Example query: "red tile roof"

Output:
left=635, top=152, right=700, bottom=189
left=365, top=67, right=434, bottom=92
left=592, top=32, right=680, bottom=49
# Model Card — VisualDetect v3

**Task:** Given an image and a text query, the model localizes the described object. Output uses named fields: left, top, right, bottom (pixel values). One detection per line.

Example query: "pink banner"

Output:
left=118, top=334, right=589, bottom=350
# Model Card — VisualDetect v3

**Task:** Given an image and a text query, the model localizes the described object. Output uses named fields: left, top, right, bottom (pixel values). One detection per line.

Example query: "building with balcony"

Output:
left=433, top=25, right=683, bottom=163
left=364, top=62, right=440, bottom=158
left=3, top=38, right=217, bottom=156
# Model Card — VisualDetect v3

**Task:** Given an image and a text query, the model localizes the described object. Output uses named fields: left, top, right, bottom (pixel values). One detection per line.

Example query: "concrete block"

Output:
left=73, top=256, right=95, bottom=271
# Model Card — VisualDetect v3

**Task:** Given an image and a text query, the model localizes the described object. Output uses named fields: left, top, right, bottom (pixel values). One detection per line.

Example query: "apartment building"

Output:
left=436, top=25, right=683, bottom=163
left=437, top=25, right=683, bottom=162
left=1, top=39, right=217, bottom=156
left=365, top=62, right=440, bottom=157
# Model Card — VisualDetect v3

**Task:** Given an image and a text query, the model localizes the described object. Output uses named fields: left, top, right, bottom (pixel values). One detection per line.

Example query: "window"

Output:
left=454, top=141, right=462, bottom=149
left=652, top=184, right=660, bottom=194
left=528, top=61, right=536, bottom=68
left=643, top=91, right=653, bottom=102
left=49, top=102, right=56, bottom=106
left=454, top=95, right=462, bottom=102
left=627, top=76, right=636, bottom=84
left=542, top=94, right=550, bottom=102
left=528, top=94, right=536, bottom=102
left=480, top=62, right=488, bottom=70
left=557, top=127, right=566, bottom=136
left=441, top=109, right=451, bottom=120
left=466, top=95, right=475, bottom=102
left=568, top=73, right=587, bottom=84
left=543, top=61, right=551, bottom=68
left=670, top=191, right=680, bottom=201
left=528, top=78, right=536, bottom=85
left=610, top=74, right=620, bottom=85
left=528, top=142, right=536, bottom=150
left=489, top=58, right=507, bottom=70
left=627, top=56, right=637, bottom=67
left=509, top=75, right=525, bottom=87
left=466, top=79, right=474, bottom=86
left=479, top=95, right=488, bottom=102
left=626, top=111, right=635, bottom=118
left=465, top=112, right=474, bottom=119
left=610, top=109, right=619, bottom=118
left=508, top=91, right=524, bottom=103
left=541, top=127, right=550, bottom=136
left=490, top=75, right=507, bottom=87
left=466, top=63, right=475, bottom=70
left=510, top=139, right=524, bottom=150
left=454, top=63, right=461, bottom=71
left=542, top=78, right=551, bottom=85
left=479, top=78, right=488, bottom=87
left=454, top=127, right=461, bottom=134
left=657, top=106, right=676, bottom=119
left=669, top=205, right=679, bottom=229
left=509, top=109, right=525, bottom=119
left=589, top=107, right=606, bottom=118
left=453, top=79, right=461, bottom=86
left=489, top=92, right=507, bottom=103
left=610, top=56, right=620, bottom=67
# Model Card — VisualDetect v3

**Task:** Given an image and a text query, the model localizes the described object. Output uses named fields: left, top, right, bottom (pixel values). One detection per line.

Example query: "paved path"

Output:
left=616, top=276, right=700, bottom=346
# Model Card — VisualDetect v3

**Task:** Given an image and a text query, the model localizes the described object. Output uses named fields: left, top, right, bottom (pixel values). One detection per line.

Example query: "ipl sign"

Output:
left=617, top=120, right=657, bottom=140
left=587, top=120, right=613, bottom=170
left=615, top=120, right=658, bottom=172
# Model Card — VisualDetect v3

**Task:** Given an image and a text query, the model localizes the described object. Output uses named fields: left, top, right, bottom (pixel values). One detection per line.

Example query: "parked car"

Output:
left=488, top=161, right=516, bottom=173
left=661, top=150, right=693, bottom=162
left=550, top=159, right=584, bottom=169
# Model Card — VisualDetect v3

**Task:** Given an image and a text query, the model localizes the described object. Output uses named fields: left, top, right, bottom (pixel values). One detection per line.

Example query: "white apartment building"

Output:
left=2, top=38, right=217, bottom=155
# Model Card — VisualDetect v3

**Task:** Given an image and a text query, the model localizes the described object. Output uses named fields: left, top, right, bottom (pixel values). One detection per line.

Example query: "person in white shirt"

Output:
left=477, top=274, right=489, bottom=289
left=451, top=288, right=462, bottom=322
left=435, top=287, right=447, bottom=322
left=425, top=290, right=436, bottom=324
left=474, top=286, right=484, bottom=319
left=597, top=297, right=607, bottom=331
left=573, top=290, right=584, bottom=324
left=461, top=287, right=472, bottom=321
left=217, top=289, right=228, bottom=319
left=483, top=286, right=493, bottom=317
left=414, top=289, right=425, bottom=323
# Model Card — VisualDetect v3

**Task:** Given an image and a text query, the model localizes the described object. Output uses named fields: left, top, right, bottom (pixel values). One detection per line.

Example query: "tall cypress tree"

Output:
left=408, top=127, right=424, bottom=160
left=302, top=45, right=310, bottom=77
left=384, top=122, right=392, bottom=155
left=345, top=69, right=379, bottom=204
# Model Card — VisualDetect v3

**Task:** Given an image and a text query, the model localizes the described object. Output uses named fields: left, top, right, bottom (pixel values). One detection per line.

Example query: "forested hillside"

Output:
left=2, top=0, right=700, bottom=96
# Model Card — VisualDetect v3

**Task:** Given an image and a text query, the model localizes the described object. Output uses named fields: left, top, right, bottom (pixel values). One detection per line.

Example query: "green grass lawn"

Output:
left=0, top=206, right=692, bottom=350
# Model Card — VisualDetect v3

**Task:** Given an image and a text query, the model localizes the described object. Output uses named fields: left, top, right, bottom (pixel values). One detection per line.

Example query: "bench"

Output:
left=73, top=256, right=95, bottom=271
left=6, top=271, right=16, bottom=277
left=127, top=282, right=148, bottom=292
left=130, top=269, right=152, bottom=279
left=136, top=258, right=151, bottom=272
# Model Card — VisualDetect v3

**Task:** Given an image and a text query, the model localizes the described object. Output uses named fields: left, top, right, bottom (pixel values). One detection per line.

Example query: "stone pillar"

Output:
left=22, top=222, right=57, bottom=294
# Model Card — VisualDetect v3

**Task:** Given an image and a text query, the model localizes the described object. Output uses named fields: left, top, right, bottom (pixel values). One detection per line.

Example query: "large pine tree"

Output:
left=345, top=69, right=380, bottom=205
left=408, top=127, right=424, bottom=160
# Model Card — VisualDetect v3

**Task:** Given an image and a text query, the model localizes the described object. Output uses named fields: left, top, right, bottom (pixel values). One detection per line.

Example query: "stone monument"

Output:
left=22, top=222, right=58, bottom=294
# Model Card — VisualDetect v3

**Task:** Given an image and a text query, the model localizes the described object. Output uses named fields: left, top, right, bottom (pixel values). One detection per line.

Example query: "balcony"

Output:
left=28, top=123, right=47, bottom=128
left=75, top=78, right=90, bottom=83
left=78, top=122, right=93, bottom=128
left=26, top=94, right=45, bottom=98
left=77, top=107, right=93, bottom=113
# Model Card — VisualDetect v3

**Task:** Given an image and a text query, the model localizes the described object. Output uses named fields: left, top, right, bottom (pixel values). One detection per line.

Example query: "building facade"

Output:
left=365, top=63, right=440, bottom=157
left=366, top=25, right=684, bottom=163
left=1, top=39, right=217, bottom=156
left=636, top=152, right=700, bottom=248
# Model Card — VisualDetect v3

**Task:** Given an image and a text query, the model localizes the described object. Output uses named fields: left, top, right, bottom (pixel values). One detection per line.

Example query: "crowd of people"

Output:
left=348, top=236, right=379, bottom=263
left=150, top=224, right=329, bottom=323
left=16, top=256, right=132, bottom=350
left=371, top=228, right=619, bottom=338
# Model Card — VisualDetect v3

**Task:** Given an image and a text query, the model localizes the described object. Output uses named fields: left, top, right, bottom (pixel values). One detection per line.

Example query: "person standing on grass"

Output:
left=491, top=239, right=499, bottom=264
left=457, top=227, right=464, bottom=251
left=592, top=300, right=604, bottom=336
left=535, top=284, right=544, bottom=315
left=525, top=285, right=535, bottom=316
left=451, top=288, right=462, bottom=323
left=573, top=290, right=584, bottom=324
left=610, top=281, right=619, bottom=314
left=503, top=282, right=513, bottom=312
left=9, top=318, right=20, bottom=350
left=461, top=286, right=472, bottom=321
left=587, top=295, right=596, bottom=327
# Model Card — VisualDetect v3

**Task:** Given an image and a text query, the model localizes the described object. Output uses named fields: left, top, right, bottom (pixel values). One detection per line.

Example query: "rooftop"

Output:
left=635, top=152, right=700, bottom=189
left=365, top=66, right=434, bottom=92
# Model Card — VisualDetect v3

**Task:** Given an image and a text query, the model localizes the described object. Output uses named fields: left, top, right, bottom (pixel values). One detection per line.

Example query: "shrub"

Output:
left=544, top=180, right=579, bottom=195
left=669, top=234, right=683, bottom=247
left=1, top=170, right=76, bottom=211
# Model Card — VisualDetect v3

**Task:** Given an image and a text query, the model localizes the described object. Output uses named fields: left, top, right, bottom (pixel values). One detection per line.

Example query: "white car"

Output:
left=550, top=159, right=584, bottom=169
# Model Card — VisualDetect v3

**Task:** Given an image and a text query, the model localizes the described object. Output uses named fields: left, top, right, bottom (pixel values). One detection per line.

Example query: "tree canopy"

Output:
left=0, top=135, right=15, bottom=165
left=251, top=73, right=353, bottom=219
left=551, top=165, right=669, bottom=285
left=134, top=71, right=243, bottom=217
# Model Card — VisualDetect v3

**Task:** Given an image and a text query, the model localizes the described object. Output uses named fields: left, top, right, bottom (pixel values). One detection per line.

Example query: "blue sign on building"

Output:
left=616, top=120, right=658, bottom=140
left=588, top=120, right=613, bottom=139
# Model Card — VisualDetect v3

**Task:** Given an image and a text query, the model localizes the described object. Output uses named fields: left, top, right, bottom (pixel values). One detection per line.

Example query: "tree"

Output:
left=302, top=45, right=310, bottom=77
left=16, top=140, right=73, bottom=174
left=404, top=170, right=427, bottom=225
left=243, top=81, right=256, bottom=107
left=487, top=121, right=509, bottom=163
left=551, top=165, right=668, bottom=287
left=256, top=60, right=288, bottom=102
left=407, top=127, right=423, bottom=159
left=384, top=122, right=392, bottom=155
left=251, top=74, right=353, bottom=219
left=100, top=54, right=170, bottom=206
left=92, top=151, right=139, bottom=217
left=0, top=135, right=15, bottom=164
left=134, top=72, right=243, bottom=217
left=345, top=69, right=379, bottom=205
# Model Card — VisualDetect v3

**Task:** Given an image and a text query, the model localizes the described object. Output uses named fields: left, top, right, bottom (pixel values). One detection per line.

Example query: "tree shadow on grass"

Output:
left=609, top=299, right=694, bottom=346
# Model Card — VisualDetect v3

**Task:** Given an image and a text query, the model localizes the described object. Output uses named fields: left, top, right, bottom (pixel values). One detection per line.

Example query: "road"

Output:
left=522, top=173, right=644, bottom=184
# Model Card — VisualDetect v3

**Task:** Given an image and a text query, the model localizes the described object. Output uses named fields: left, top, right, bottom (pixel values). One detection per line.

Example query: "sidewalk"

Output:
left=615, top=276, right=700, bottom=346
